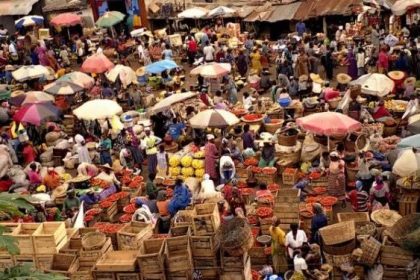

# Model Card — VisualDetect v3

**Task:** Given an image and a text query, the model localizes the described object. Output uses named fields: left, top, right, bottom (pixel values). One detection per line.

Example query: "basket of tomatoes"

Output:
left=256, top=207, right=273, bottom=219
left=242, top=113, right=264, bottom=123
left=320, top=196, right=338, bottom=207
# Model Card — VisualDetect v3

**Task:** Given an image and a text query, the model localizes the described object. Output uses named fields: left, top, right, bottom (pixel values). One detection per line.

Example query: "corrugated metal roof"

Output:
left=244, top=10, right=273, bottom=22
left=236, top=6, right=255, bottom=18
left=43, top=0, right=86, bottom=12
left=294, top=0, right=316, bottom=20
left=295, top=0, right=362, bottom=20
left=0, top=0, right=39, bottom=16
left=264, top=2, right=302, bottom=22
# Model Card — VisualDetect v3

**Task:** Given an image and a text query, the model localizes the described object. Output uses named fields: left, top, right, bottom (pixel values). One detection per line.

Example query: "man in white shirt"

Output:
left=203, top=41, right=215, bottom=62
left=356, top=47, right=365, bottom=77
left=243, top=91, right=255, bottom=112
left=285, top=223, right=308, bottom=258
left=0, top=25, right=8, bottom=37
left=8, top=40, right=17, bottom=56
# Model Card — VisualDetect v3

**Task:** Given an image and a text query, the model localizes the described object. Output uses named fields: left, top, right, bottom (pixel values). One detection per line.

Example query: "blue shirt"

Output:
left=162, top=49, right=173, bottom=60
left=296, top=22, right=306, bottom=36
left=168, top=122, right=185, bottom=140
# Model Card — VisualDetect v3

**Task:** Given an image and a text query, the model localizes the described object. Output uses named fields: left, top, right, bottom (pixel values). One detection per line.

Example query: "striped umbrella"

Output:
left=13, top=103, right=60, bottom=125
left=15, top=15, right=44, bottom=28
left=44, top=80, right=83, bottom=95
left=190, top=63, right=231, bottom=78
left=96, top=11, right=125, bottom=28
left=57, top=71, right=94, bottom=89
left=189, top=109, right=240, bottom=128
left=81, top=53, right=114, bottom=74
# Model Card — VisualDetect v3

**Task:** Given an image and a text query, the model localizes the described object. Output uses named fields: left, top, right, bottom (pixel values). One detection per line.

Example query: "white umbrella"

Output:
left=105, top=64, right=137, bottom=88
left=351, top=73, right=394, bottom=97
left=22, top=91, right=54, bottom=105
left=57, top=71, right=94, bottom=89
left=208, top=6, right=236, bottom=17
left=189, top=109, right=240, bottom=128
left=191, top=63, right=231, bottom=78
left=178, top=7, right=209, bottom=18
left=392, top=149, right=420, bottom=177
left=73, top=99, right=122, bottom=120
left=12, top=65, right=50, bottom=82
left=391, top=0, right=420, bottom=16
left=151, top=92, right=198, bottom=114
left=130, top=28, right=145, bottom=37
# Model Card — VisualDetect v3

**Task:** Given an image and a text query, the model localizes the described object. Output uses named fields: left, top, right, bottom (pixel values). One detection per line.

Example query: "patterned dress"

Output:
left=328, top=160, right=346, bottom=200
left=204, top=142, right=218, bottom=180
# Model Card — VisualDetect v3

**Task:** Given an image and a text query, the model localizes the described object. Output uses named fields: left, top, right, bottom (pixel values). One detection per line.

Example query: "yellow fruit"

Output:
left=192, top=159, right=205, bottom=169
left=169, top=167, right=181, bottom=176
left=193, top=151, right=205, bottom=159
left=181, top=167, right=194, bottom=177
left=181, top=155, right=193, bottom=167
left=195, top=168, right=205, bottom=178
left=169, top=155, right=181, bottom=167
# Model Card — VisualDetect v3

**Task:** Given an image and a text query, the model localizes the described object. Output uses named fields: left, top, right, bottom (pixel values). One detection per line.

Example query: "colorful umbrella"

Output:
left=145, top=59, right=178, bottom=74
left=81, top=53, right=114, bottom=74
left=57, top=71, right=94, bottom=89
left=151, top=92, right=198, bottom=114
left=178, top=7, right=209, bottom=18
left=105, top=64, right=137, bottom=88
left=96, top=11, right=125, bottom=28
left=351, top=73, right=394, bottom=97
left=15, top=15, right=44, bottom=28
left=296, top=112, right=361, bottom=136
left=208, top=6, right=236, bottom=17
left=21, top=91, right=54, bottom=105
left=44, top=80, right=83, bottom=95
left=189, top=109, right=240, bottom=128
left=191, top=63, right=231, bottom=78
left=13, top=103, right=60, bottom=125
left=12, top=65, right=50, bottom=82
left=50, top=13, right=82, bottom=27
left=397, top=134, right=420, bottom=149
left=73, top=99, right=122, bottom=120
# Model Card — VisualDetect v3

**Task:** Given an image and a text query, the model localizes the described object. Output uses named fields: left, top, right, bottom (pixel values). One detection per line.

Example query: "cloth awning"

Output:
left=0, top=0, right=39, bottom=16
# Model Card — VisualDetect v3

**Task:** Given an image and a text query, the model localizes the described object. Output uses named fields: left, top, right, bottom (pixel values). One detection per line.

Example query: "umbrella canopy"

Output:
left=57, top=71, right=94, bottom=89
left=191, top=63, right=231, bottom=78
left=296, top=112, right=361, bottom=136
left=391, top=0, right=420, bottom=16
left=408, top=113, right=420, bottom=134
left=105, top=64, right=137, bottom=88
left=208, top=6, right=236, bottom=17
left=178, top=7, right=209, bottom=18
left=397, top=134, right=420, bottom=149
left=81, top=53, right=114, bottom=74
left=189, top=109, right=240, bottom=128
left=151, top=92, right=198, bottom=114
left=44, top=80, right=83, bottom=95
left=392, top=149, right=420, bottom=177
left=96, top=11, right=125, bottom=28
left=13, top=103, right=60, bottom=125
left=15, top=15, right=44, bottom=28
left=12, top=65, right=50, bottom=82
left=50, top=13, right=82, bottom=27
left=73, top=99, right=122, bottom=120
left=21, top=91, right=54, bottom=105
left=145, top=59, right=178, bottom=74
left=351, top=73, right=394, bottom=97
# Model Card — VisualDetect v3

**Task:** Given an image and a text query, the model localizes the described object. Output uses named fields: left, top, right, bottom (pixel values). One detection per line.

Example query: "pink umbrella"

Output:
left=50, top=13, right=81, bottom=27
left=81, top=53, right=114, bottom=74
left=13, top=103, right=60, bottom=125
left=296, top=112, right=361, bottom=136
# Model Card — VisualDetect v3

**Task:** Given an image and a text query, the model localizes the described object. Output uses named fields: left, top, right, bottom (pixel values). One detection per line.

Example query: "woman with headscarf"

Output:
left=346, top=49, right=358, bottom=80
left=74, top=134, right=91, bottom=164
left=310, top=203, right=328, bottom=244
left=370, top=176, right=390, bottom=211
left=168, top=179, right=191, bottom=216
left=229, top=187, right=246, bottom=216
left=327, top=151, right=346, bottom=203
left=250, top=48, right=262, bottom=75
left=95, top=164, right=120, bottom=200
left=295, top=49, right=309, bottom=78
left=204, top=134, right=219, bottom=181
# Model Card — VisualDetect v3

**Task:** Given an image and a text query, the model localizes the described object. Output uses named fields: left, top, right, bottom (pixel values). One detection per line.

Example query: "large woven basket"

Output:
left=265, top=119, right=284, bottom=134
left=387, top=214, right=420, bottom=248
left=81, top=231, right=106, bottom=250
left=359, top=236, right=381, bottom=267
left=319, top=221, right=355, bottom=245
left=278, top=134, right=298, bottom=147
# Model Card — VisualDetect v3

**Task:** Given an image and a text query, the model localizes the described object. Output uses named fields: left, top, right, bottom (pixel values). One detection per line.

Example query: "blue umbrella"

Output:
left=397, top=134, right=420, bottom=148
left=15, top=16, right=44, bottom=29
left=145, top=59, right=178, bottom=74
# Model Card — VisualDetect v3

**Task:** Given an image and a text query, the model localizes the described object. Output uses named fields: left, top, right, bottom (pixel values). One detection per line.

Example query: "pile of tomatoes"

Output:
left=123, top=203, right=137, bottom=214
left=256, top=207, right=273, bottom=219
left=93, top=222, right=124, bottom=234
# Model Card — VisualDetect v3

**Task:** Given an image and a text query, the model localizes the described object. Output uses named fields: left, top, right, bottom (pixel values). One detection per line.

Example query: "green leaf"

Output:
left=0, top=263, right=68, bottom=280
left=0, top=235, right=19, bottom=255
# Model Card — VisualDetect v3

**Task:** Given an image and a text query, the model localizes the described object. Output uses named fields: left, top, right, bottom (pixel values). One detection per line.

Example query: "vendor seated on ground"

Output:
left=132, top=198, right=157, bottom=224
left=62, top=189, right=80, bottom=217
left=43, top=167, right=61, bottom=190
left=260, top=69, right=272, bottom=92
left=220, top=152, right=236, bottom=184
left=168, top=178, right=192, bottom=216
left=195, top=174, right=220, bottom=201
left=156, top=191, right=170, bottom=217
left=259, top=140, right=276, bottom=167
left=135, top=194, right=158, bottom=214
left=95, top=163, right=120, bottom=199
left=255, top=183, right=272, bottom=199
left=372, top=100, right=392, bottom=122
left=79, top=190, right=99, bottom=210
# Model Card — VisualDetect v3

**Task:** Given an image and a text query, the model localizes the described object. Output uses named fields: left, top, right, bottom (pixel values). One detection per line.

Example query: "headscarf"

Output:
left=313, top=203, right=324, bottom=215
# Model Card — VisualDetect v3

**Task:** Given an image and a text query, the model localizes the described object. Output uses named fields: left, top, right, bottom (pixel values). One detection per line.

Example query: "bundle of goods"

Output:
left=216, top=217, right=254, bottom=257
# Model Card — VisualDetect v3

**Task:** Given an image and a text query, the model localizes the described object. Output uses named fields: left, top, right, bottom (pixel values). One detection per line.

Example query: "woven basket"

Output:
left=323, top=252, right=353, bottom=267
left=359, top=236, right=381, bottom=267
left=81, top=232, right=106, bottom=250
left=319, top=221, right=355, bottom=245
left=323, top=238, right=356, bottom=255
left=387, top=214, right=420, bottom=248
left=275, top=150, right=301, bottom=165
left=278, top=134, right=298, bottom=147
left=265, top=119, right=284, bottom=134
left=356, top=222, right=377, bottom=237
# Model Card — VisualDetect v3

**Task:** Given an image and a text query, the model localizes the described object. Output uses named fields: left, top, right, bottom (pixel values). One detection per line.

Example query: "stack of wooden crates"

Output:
left=381, top=235, right=417, bottom=280
left=274, top=188, right=300, bottom=232
left=93, top=250, right=139, bottom=280
left=165, top=226, right=193, bottom=280
left=220, top=250, right=252, bottom=280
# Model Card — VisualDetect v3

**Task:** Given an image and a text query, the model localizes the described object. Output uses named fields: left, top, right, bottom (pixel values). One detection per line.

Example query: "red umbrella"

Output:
left=296, top=112, right=361, bottom=136
left=81, top=53, right=114, bottom=74
left=50, top=13, right=82, bottom=27
left=13, top=103, right=60, bottom=125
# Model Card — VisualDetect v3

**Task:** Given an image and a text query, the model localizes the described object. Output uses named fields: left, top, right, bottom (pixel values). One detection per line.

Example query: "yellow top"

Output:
left=269, top=225, right=286, bottom=255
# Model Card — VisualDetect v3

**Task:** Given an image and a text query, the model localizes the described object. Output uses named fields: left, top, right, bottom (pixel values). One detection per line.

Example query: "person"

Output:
left=204, top=134, right=219, bottom=181
left=310, top=203, right=328, bottom=244
left=95, top=164, right=120, bottom=199
left=137, top=193, right=158, bottom=214
left=377, top=47, right=389, bottom=74
left=229, top=187, right=246, bottom=215
left=259, top=141, right=276, bottom=167
left=285, top=223, right=308, bottom=259
left=62, top=189, right=80, bottom=214
left=203, top=41, right=215, bottom=62
left=372, top=100, right=392, bottom=121
left=236, top=50, right=248, bottom=77
left=74, top=134, right=91, bottom=164
left=219, top=152, right=235, bottom=183
left=295, top=49, right=309, bottom=78
left=296, top=20, right=306, bottom=37
left=156, top=191, right=170, bottom=217
left=156, top=144, right=169, bottom=177
left=370, top=176, right=390, bottom=211
left=142, top=127, right=162, bottom=175
left=322, top=47, right=334, bottom=81
left=22, top=142, right=37, bottom=165
left=79, top=190, right=99, bottom=210
left=371, top=27, right=380, bottom=48
left=168, top=179, right=191, bottom=216
left=292, top=250, right=313, bottom=279
left=28, top=163, right=42, bottom=187
left=59, top=46, right=70, bottom=66
left=43, top=167, right=60, bottom=190
left=255, top=183, right=272, bottom=199
left=303, top=243, right=322, bottom=271
left=242, top=124, right=256, bottom=151
left=230, top=140, right=243, bottom=162
left=243, top=92, right=255, bottom=112
left=167, top=118, right=186, bottom=142
left=162, top=44, right=173, bottom=60
left=145, top=173, right=158, bottom=197
left=101, top=82, right=115, bottom=99
left=327, top=151, right=346, bottom=203
left=133, top=199, right=156, bottom=224
left=347, top=180, right=369, bottom=212
left=250, top=48, right=262, bottom=75
left=269, top=217, right=288, bottom=275
left=186, top=36, right=197, bottom=66
left=99, top=133, right=112, bottom=166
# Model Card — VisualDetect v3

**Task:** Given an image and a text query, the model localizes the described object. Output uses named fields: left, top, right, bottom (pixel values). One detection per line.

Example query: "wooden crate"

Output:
left=71, top=228, right=98, bottom=248
left=13, top=223, right=40, bottom=255
left=140, top=272, right=166, bottom=280
left=95, top=250, right=138, bottom=272
left=221, top=251, right=249, bottom=272
left=282, top=168, right=298, bottom=185
left=116, top=272, right=141, bottom=280
left=198, top=268, right=219, bottom=280
left=165, top=238, right=192, bottom=273
left=35, top=254, right=54, bottom=270
left=13, top=254, right=35, bottom=268
left=169, top=225, right=191, bottom=237
left=71, top=267, right=93, bottom=280
left=381, top=236, right=413, bottom=267
left=193, top=256, right=218, bottom=269
left=101, top=202, right=118, bottom=221
left=0, top=256, right=14, bottom=272
left=173, top=210, right=194, bottom=227
left=166, top=270, right=193, bottom=280
left=66, top=228, right=78, bottom=239
left=0, top=223, right=19, bottom=257
left=60, top=238, right=82, bottom=255
left=220, top=255, right=251, bottom=279
left=138, top=239, right=165, bottom=275
left=275, top=212, right=299, bottom=220
left=190, top=235, right=217, bottom=257
left=92, top=269, right=115, bottom=280
left=117, top=222, right=153, bottom=250
left=80, top=238, right=112, bottom=267
left=399, top=194, right=419, bottom=216
left=337, top=212, right=370, bottom=224
left=166, top=227, right=191, bottom=254
left=192, top=203, right=220, bottom=236
left=274, top=202, right=300, bottom=212
left=44, top=253, right=79, bottom=278
left=33, top=222, right=67, bottom=254
left=254, top=173, right=276, bottom=185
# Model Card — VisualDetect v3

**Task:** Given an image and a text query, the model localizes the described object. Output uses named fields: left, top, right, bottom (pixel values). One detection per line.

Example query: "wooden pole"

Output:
left=138, top=0, right=149, bottom=29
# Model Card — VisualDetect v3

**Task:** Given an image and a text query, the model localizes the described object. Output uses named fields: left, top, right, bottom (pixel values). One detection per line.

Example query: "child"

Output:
left=156, top=144, right=169, bottom=177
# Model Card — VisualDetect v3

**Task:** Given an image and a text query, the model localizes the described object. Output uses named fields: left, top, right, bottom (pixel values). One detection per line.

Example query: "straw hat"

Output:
left=337, top=73, right=352, bottom=84
left=310, top=73, right=324, bottom=84
left=388, top=71, right=405, bottom=81
left=404, top=77, right=416, bottom=88
left=299, top=74, right=308, bottom=82
left=100, top=163, right=113, bottom=171
left=136, top=67, right=146, bottom=76
left=371, top=209, right=402, bottom=227
left=67, top=175, right=91, bottom=183
left=52, top=184, right=68, bottom=198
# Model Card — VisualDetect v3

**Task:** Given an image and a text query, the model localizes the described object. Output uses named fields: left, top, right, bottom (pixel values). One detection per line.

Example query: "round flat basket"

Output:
left=82, top=231, right=106, bottom=250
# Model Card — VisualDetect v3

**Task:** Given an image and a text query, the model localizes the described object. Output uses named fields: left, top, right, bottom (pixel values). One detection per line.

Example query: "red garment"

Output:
left=188, top=40, right=197, bottom=52
left=377, top=51, right=389, bottom=70
left=0, top=179, right=13, bottom=192
left=324, top=88, right=340, bottom=101
left=22, top=145, right=37, bottom=165
left=372, top=105, right=391, bottom=120
left=200, top=93, right=211, bottom=106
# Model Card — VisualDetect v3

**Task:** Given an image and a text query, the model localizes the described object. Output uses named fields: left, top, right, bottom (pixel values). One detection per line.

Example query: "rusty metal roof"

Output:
left=295, top=0, right=362, bottom=20
left=264, top=2, right=302, bottom=22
